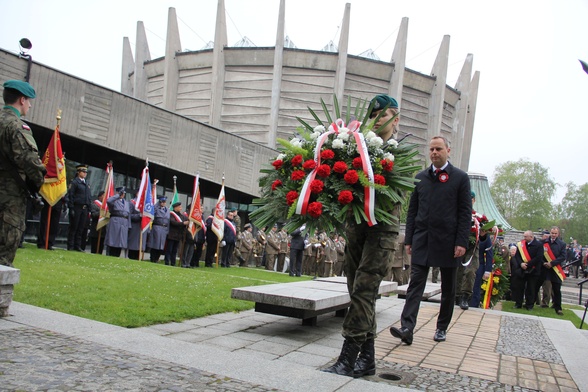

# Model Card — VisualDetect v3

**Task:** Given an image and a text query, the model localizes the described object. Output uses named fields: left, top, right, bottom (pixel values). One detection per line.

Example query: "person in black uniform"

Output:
left=66, top=164, right=92, bottom=251
left=88, top=191, right=105, bottom=254
left=37, top=197, right=64, bottom=250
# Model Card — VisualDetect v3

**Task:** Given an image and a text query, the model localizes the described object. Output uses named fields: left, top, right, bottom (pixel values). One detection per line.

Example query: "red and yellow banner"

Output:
left=482, top=272, right=494, bottom=309
left=543, top=243, right=566, bottom=282
left=39, top=123, right=67, bottom=206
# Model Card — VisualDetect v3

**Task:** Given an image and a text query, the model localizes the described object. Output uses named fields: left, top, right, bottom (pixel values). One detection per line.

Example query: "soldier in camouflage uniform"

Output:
left=323, top=94, right=401, bottom=378
left=0, top=80, right=46, bottom=267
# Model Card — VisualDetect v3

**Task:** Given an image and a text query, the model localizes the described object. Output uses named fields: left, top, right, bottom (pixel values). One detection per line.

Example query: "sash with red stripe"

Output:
left=93, top=200, right=102, bottom=208
left=517, top=241, right=531, bottom=262
left=543, top=243, right=566, bottom=282
left=170, top=211, right=182, bottom=222
left=225, top=219, right=236, bottom=235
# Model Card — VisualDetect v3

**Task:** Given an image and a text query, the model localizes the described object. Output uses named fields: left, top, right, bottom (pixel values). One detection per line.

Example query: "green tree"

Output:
left=557, top=182, right=588, bottom=244
left=490, top=159, right=556, bottom=231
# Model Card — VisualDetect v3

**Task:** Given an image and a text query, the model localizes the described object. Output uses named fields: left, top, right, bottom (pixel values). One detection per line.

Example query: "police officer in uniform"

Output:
left=0, top=80, right=45, bottom=266
left=67, top=164, right=92, bottom=251
left=105, top=186, right=131, bottom=257
left=148, top=196, right=170, bottom=263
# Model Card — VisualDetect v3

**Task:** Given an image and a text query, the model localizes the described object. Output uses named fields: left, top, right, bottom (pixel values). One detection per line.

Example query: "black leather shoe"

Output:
left=433, top=329, right=446, bottom=342
left=389, top=326, right=413, bottom=345
left=514, top=304, right=522, bottom=309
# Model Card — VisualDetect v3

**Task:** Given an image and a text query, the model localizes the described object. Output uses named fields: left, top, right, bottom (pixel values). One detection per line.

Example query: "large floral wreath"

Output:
left=250, top=97, right=420, bottom=235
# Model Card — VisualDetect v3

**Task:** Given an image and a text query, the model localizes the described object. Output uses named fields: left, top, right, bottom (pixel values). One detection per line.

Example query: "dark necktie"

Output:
left=435, top=168, right=441, bottom=175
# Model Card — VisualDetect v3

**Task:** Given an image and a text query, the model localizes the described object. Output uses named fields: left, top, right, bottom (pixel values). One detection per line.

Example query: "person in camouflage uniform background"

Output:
left=0, top=80, right=46, bottom=267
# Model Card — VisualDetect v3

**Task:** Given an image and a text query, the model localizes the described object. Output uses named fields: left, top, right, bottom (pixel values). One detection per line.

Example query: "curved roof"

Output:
left=469, top=173, right=514, bottom=231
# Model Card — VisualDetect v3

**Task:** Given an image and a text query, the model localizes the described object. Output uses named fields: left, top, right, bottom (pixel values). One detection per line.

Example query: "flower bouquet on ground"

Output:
left=481, top=252, right=510, bottom=308
left=250, top=96, right=421, bottom=235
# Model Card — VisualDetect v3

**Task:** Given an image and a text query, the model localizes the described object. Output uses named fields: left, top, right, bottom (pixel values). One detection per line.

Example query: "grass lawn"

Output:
left=13, top=244, right=308, bottom=328
left=500, top=300, right=588, bottom=330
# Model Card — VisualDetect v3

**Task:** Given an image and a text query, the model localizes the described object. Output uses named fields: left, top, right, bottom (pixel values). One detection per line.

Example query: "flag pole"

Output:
left=215, top=174, right=225, bottom=269
left=139, top=158, right=148, bottom=261
left=43, top=109, right=62, bottom=250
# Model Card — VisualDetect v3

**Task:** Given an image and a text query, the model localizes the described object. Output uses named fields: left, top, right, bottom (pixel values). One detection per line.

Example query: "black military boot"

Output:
left=353, top=339, right=376, bottom=378
left=322, top=339, right=361, bottom=377
left=459, top=294, right=469, bottom=310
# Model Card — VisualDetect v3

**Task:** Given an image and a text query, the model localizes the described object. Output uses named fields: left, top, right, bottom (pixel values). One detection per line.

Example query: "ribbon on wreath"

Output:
left=481, top=271, right=494, bottom=309
left=295, top=119, right=377, bottom=226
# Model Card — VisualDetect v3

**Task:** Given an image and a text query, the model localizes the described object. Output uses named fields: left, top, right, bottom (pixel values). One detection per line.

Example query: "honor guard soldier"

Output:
left=67, top=164, right=92, bottom=251
left=0, top=80, right=45, bottom=266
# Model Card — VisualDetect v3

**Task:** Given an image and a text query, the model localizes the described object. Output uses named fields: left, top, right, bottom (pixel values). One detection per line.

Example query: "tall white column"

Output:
left=121, top=37, right=134, bottom=95
left=461, top=70, right=480, bottom=171
left=389, top=17, right=408, bottom=103
left=428, top=35, right=450, bottom=141
left=452, top=54, right=473, bottom=169
left=163, top=7, right=182, bottom=111
left=133, top=21, right=151, bottom=101
left=268, top=0, right=286, bottom=148
left=333, top=3, right=350, bottom=108
left=210, top=0, right=228, bottom=127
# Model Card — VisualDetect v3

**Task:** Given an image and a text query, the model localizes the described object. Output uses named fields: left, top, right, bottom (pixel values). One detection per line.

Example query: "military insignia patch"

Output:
left=439, top=173, right=449, bottom=183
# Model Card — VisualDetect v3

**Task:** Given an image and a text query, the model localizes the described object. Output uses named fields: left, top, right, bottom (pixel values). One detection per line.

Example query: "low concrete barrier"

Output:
left=231, top=277, right=397, bottom=326
left=0, top=265, right=20, bottom=317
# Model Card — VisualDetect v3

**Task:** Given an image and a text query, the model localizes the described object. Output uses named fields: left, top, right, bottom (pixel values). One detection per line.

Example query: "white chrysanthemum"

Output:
left=313, top=125, right=325, bottom=133
left=331, top=139, right=345, bottom=149
left=365, top=131, right=377, bottom=141
left=310, top=131, right=321, bottom=140
left=387, top=139, right=399, bottom=148
left=290, top=138, right=303, bottom=148
left=383, top=152, right=395, bottom=162
left=276, top=153, right=286, bottom=161
left=368, top=137, right=384, bottom=148
left=337, top=131, right=350, bottom=142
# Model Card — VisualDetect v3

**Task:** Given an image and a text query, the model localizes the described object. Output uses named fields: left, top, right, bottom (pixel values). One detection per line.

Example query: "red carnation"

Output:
left=381, top=159, right=394, bottom=172
left=344, top=170, right=359, bottom=185
left=303, top=159, right=317, bottom=171
left=352, top=157, right=363, bottom=168
left=338, top=190, right=354, bottom=205
left=291, top=170, right=306, bottom=181
left=310, top=179, right=324, bottom=194
left=333, top=161, right=348, bottom=174
left=271, top=180, right=282, bottom=191
left=494, top=268, right=502, bottom=276
left=286, top=190, right=299, bottom=205
left=291, top=154, right=303, bottom=167
left=272, top=159, right=283, bottom=170
left=316, top=164, right=331, bottom=178
left=374, top=174, right=386, bottom=185
left=320, top=149, right=335, bottom=160
left=307, top=201, right=323, bottom=218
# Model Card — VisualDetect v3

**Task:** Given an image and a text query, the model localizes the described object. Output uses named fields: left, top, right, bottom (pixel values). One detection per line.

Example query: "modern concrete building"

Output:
left=122, top=0, right=480, bottom=170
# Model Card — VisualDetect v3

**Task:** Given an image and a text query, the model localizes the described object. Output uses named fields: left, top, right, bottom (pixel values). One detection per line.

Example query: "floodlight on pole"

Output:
left=18, top=38, right=33, bottom=82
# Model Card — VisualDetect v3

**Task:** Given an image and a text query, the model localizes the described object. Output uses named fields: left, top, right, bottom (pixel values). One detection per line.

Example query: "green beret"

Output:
left=471, top=190, right=476, bottom=198
left=368, top=94, right=398, bottom=117
left=3, top=80, right=36, bottom=98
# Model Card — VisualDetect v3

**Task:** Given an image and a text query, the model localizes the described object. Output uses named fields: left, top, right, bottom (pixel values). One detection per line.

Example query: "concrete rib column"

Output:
left=452, top=54, right=473, bottom=169
left=333, top=3, right=350, bottom=107
left=163, top=7, right=182, bottom=111
left=210, top=0, right=228, bottom=127
left=121, top=37, right=135, bottom=95
left=389, top=17, right=408, bottom=104
left=461, top=70, right=480, bottom=171
left=428, top=35, right=450, bottom=142
left=268, top=0, right=286, bottom=148
left=133, top=21, right=151, bottom=101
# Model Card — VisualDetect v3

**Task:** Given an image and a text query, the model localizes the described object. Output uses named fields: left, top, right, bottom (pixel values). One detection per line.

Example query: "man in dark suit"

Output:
left=542, top=226, right=567, bottom=315
left=390, top=135, right=471, bottom=344
left=510, top=230, right=544, bottom=309
left=66, top=164, right=92, bottom=251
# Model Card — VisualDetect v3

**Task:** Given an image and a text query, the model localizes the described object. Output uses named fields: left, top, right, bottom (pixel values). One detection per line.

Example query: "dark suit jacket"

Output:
left=512, top=238, right=543, bottom=277
left=405, top=162, right=471, bottom=268
left=543, top=238, right=567, bottom=282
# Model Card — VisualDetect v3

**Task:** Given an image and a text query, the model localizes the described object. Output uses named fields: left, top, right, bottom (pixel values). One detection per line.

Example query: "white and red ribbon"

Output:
left=295, top=119, right=377, bottom=226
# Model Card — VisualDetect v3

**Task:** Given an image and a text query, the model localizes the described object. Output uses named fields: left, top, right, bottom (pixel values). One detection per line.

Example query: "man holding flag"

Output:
left=210, top=179, right=226, bottom=267
left=542, top=226, right=567, bottom=316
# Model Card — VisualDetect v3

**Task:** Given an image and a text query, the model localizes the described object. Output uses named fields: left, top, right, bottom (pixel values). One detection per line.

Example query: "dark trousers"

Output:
left=128, top=249, right=140, bottom=260
left=192, top=241, right=204, bottom=267
left=205, top=240, right=217, bottom=266
left=511, top=271, right=524, bottom=306
left=109, top=247, right=122, bottom=258
left=402, top=265, right=457, bottom=332
left=221, top=242, right=235, bottom=267
left=523, top=274, right=539, bottom=309
left=551, top=280, right=562, bottom=311
left=150, top=249, right=163, bottom=263
left=69, top=204, right=88, bottom=250
left=289, top=248, right=303, bottom=276
left=37, top=200, right=62, bottom=249
left=165, top=239, right=179, bottom=266
left=90, top=232, right=105, bottom=255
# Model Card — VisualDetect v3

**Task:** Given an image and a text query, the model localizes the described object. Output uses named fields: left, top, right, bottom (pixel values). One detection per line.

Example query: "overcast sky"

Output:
left=1, top=0, right=587, bottom=202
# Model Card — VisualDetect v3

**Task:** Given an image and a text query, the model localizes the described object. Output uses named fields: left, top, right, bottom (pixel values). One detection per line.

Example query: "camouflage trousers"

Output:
left=456, top=244, right=480, bottom=298
left=0, top=189, right=27, bottom=267
left=343, top=222, right=397, bottom=343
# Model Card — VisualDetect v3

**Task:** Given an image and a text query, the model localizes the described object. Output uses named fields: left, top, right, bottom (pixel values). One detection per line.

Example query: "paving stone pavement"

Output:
left=1, top=296, right=587, bottom=392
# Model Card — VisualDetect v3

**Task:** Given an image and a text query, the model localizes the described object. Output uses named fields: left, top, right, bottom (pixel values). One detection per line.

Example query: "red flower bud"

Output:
left=333, top=161, right=348, bottom=174
left=344, top=170, right=359, bottom=185
left=272, top=159, right=283, bottom=170
left=302, top=159, right=316, bottom=171
left=307, top=201, right=323, bottom=218
left=286, top=190, right=299, bottom=206
left=271, top=180, right=282, bottom=191
left=316, top=164, right=331, bottom=178
left=320, top=149, right=335, bottom=160
left=338, top=190, right=354, bottom=205
left=374, top=174, right=386, bottom=185
left=291, top=154, right=303, bottom=167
